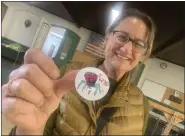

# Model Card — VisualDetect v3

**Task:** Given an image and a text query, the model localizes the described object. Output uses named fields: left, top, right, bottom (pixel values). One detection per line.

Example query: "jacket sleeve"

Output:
left=43, top=107, right=60, bottom=135
left=142, top=96, right=150, bottom=135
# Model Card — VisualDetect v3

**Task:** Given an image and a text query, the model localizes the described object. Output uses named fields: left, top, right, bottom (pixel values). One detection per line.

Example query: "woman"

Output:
left=2, top=9, right=156, bottom=135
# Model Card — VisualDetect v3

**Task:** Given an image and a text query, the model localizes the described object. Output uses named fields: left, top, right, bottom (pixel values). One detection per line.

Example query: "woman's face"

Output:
left=104, top=17, right=148, bottom=72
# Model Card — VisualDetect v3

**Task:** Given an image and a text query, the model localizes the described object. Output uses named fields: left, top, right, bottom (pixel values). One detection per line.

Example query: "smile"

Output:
left=116, top=53, right=131, bottom=61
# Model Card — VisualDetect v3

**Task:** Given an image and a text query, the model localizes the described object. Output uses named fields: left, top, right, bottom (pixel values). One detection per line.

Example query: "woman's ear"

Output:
left=104, top=34, right=110, bottom=43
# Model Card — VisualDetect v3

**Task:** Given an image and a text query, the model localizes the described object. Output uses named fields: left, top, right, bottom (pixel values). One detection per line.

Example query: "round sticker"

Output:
left=75, top=67, right=110, bottom=101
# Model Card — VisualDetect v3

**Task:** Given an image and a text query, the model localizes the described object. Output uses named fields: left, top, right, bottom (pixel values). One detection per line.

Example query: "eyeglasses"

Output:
left=112, top=31, right=148, bottom=54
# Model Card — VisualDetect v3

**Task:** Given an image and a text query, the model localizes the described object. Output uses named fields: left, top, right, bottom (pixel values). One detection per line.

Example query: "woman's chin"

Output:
left=111, top=59, right=130, bottom=71
left=111, top=62, right=123, bottom=70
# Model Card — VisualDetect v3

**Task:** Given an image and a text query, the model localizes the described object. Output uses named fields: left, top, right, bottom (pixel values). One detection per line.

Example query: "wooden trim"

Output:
left=148, top=100, right=184, bottom=120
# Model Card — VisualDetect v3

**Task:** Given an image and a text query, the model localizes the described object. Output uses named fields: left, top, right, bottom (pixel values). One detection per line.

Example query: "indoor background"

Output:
left=1, top=1, right=184, bottom=135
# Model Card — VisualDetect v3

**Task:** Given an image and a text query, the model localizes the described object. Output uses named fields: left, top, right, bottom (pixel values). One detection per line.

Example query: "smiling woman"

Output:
left=3, top=8, right=156, bottom=136
left=102, top=9, right=156, bottom=81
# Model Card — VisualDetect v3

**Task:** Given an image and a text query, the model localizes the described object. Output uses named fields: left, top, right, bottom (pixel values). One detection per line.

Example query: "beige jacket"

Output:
left=46, top=59, right=149, bottom=135
left=9, top=59, right=149, bottom=135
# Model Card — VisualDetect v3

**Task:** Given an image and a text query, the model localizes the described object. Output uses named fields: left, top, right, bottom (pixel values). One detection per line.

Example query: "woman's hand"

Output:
left=2, top=48, right=78, bottom=135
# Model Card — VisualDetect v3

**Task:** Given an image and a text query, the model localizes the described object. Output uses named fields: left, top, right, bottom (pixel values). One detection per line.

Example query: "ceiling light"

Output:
left=111, top=9, right=119, bottom=23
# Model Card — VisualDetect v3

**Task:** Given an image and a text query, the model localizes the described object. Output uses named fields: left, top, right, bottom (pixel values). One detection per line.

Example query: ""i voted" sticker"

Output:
left=75, top=67, right=110, bottom=101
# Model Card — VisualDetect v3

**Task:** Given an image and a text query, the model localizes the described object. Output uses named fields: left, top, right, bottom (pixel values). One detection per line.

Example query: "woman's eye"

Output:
left=118, top=36, right=128, bottom=42
left=135, top=41, right=145, bottom=48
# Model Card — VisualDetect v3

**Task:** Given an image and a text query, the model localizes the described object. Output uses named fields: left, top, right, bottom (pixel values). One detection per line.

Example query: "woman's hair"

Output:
left=105, top=8, right=156, bottom=58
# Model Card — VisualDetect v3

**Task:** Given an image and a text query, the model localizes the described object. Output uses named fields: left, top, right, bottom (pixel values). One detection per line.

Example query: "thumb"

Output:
left=54, top=70, right=79, bottom=98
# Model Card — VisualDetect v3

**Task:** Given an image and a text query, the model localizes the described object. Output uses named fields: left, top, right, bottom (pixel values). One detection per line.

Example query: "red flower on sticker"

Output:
left=84, top=72, right=97, bottom=87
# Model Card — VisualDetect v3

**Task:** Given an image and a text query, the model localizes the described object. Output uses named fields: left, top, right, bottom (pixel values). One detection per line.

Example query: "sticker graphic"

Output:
left=75, top=67, right=109, bottom=101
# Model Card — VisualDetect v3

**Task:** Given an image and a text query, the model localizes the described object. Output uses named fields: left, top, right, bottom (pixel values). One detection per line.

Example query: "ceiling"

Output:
left=25, top=2, right=185, bottom=67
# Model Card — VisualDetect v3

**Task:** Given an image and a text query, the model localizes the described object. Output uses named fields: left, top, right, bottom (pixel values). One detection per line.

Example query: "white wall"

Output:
left=141, top=79, right=167, bottom=102
left=2, top=2, right=91, bottom=50
left=138, top=58, right=184, bottom=93
left=3, top=10, right=41, bottom=47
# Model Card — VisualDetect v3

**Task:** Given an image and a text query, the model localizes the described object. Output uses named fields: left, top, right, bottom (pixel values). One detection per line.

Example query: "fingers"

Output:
left=2, top=96, right=39, bottom=129
left=9, top=64, right=54, bottom=97
left=2, top=84, right=47, bottom=129
left=54, top=70, right=79, bottom=98
left=3, top=80, right=44, bottom=107
left=24, top=48, right=60, bottom=79
left=2, top=84, right=35, bottom=116
left=2, top=96, right=35, bottom=117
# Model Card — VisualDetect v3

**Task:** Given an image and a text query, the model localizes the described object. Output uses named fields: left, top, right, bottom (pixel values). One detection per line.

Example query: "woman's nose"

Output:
left=120, top=41, right=133, bottom=53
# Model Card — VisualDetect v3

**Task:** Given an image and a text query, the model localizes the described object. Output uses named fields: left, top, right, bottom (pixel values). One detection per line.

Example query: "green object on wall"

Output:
left=53, top=29, right=80, bottom=68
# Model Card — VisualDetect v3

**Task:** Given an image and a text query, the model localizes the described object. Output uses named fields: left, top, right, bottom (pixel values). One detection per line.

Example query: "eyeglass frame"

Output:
left=112, top=30, right=149, bottom=55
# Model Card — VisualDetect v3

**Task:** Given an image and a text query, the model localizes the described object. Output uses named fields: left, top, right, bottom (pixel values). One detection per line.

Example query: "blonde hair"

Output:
left=105, top=8, right=156, bottom=59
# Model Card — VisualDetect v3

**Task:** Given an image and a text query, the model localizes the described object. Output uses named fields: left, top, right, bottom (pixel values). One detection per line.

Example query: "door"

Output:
left=53, top=28, right=80, bottom=68
left=31, top=24, right=80, bottom=69
left=41, top=25, right=66, bottom=58
left=30, top=19, right=50, bottom=49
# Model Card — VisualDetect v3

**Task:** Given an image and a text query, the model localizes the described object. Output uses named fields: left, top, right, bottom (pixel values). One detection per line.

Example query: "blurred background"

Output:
left=1, top=1, right=185, bottom=135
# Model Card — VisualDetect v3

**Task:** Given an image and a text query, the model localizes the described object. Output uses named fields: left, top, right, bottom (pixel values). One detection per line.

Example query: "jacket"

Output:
left=9, top=59, right=149, bottom=135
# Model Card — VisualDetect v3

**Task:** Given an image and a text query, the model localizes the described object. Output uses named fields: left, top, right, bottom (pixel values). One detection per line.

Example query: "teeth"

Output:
left=117, top=54, right=129, bottom=60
